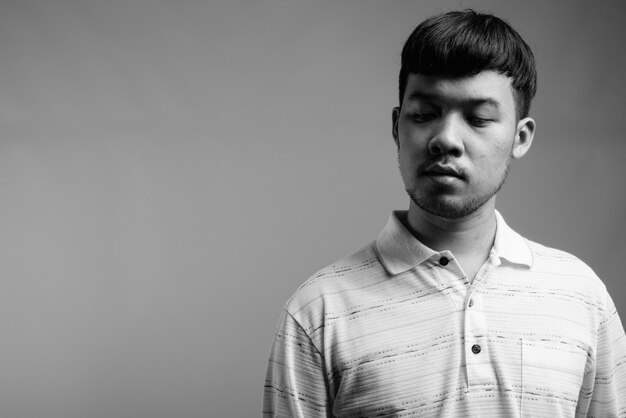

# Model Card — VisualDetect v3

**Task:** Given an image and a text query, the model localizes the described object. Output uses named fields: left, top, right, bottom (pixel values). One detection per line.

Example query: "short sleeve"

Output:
left=586, top=291, right=626, bottom=417
left=263, top=310, right=332, bottom=418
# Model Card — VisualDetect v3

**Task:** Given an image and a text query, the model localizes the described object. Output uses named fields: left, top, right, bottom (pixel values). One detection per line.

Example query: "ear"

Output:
left=392, top=106, right=400, bottom=148
left=512, top=117, right=535, bottom=159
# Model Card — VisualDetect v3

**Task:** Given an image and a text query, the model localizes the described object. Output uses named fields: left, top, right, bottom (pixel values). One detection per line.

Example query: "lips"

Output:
left=422, top=163, right=465, bottom=179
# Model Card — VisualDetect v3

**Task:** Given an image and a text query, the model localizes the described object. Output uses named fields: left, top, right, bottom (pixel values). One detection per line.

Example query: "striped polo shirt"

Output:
left=264, top=211, right=626, bottom=417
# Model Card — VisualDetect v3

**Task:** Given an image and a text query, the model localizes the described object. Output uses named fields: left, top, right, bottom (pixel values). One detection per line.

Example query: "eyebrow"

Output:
left=406, top=92, right=501, bottom=108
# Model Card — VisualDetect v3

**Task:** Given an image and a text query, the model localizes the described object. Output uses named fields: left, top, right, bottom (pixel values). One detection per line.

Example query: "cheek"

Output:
left=479, top=130, right=515, bottom=161
left=396, top=138, right=416, bottom=167
left=495, top=137, right=515, bottom=160
left=472, top=144, right=513, bottom=179
left=397, top=150, right=412, bottom=175
left=397, top=126, right=428, bottom=157
left=397, top=121, right=428, bottom=146
left=397, top=149, right=419, bottom=186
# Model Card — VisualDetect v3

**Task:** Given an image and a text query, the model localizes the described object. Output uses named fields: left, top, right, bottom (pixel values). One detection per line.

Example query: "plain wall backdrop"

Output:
left=1, top=0, right=625, bottom=417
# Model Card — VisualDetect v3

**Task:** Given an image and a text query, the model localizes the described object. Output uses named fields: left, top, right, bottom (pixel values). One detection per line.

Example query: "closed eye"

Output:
left=469, top=117, right=492, bottom=127
left=410, top=113, right=436, bottom=123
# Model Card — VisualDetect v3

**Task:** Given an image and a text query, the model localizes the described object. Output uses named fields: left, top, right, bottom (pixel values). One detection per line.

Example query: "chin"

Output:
left=421, top=202, right=478, bottom=219
left=408, top=190, right=487, bottom=219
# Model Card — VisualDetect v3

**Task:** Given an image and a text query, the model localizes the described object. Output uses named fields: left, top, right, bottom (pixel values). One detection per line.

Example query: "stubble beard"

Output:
left=405, top=162, right=511, bottom=219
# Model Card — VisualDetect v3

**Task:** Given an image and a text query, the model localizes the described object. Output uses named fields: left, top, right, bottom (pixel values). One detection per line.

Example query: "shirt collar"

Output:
left=492, top=210, right=534, bottom=268
left=375, top=210, right=534, bottom=275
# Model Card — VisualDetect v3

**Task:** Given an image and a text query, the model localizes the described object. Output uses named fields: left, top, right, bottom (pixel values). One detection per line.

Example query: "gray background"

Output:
left=1, top=0, right=625, bottom=417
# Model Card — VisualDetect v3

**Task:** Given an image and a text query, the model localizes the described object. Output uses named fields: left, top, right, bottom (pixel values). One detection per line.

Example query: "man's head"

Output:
left=392, top=10, right=537, bottom=220
left=398, top=10, right=536, bottom=120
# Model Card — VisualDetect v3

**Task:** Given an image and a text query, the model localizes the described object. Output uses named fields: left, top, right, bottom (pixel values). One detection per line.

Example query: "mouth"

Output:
left=421, top=164, right=465, bottom=180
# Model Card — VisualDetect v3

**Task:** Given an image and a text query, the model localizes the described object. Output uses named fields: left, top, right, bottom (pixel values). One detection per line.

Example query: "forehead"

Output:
left=403, top=71, right=515, bottom=110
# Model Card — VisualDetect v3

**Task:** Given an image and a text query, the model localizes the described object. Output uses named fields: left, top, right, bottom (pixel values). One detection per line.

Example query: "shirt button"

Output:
left=471, top=344, right=481, bottom=354
left=439, top=257, right=449, bottom=266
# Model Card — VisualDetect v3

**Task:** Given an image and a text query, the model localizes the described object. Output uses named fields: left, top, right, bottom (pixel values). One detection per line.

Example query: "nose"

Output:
left=428, top=114, right=464, bottom=157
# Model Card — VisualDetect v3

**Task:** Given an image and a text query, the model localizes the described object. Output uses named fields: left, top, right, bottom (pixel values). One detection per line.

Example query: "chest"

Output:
left=322, top=266, right=595, bottom=417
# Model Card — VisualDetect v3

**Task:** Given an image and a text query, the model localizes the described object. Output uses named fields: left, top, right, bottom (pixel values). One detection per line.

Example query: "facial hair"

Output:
left=405, top=156, right=512, bottom=219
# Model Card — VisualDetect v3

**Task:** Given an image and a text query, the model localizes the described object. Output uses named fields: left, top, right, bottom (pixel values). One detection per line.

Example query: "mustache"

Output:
left=418, top=159, right=467, bottom=179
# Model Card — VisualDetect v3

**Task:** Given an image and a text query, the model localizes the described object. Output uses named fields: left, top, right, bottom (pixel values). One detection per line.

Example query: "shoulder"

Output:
left=286, top=242, right=385, bottom=311
left=525, top=238, right=610, bottom=301
left=282, top=241, right=387, bottom=330
left=527, top=238, right=597, bottom=276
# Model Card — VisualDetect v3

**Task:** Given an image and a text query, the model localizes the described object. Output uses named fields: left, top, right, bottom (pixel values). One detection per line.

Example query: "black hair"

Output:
left=399, top=10, right=537, bottom=118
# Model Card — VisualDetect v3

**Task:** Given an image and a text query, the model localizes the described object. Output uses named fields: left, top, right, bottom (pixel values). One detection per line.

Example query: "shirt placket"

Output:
left=464, top=251, right=500, bottom=386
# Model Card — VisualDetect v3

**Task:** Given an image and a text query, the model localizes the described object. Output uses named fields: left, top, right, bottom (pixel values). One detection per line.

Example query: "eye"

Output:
left=469, top=117, right=492, bottom=127
left=410, top=113, right=436, bottom=123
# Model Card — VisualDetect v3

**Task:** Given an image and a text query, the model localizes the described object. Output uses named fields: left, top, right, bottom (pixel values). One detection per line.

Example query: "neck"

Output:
left=404, top=200, right=497, bottom=258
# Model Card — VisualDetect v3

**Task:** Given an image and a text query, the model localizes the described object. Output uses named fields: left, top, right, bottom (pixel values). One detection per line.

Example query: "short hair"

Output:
left=399, top=10, right=537, bottom=119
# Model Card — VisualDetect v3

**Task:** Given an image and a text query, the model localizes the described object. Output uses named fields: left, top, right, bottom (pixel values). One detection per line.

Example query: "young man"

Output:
left=263, top=10, right=626, bottom=417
